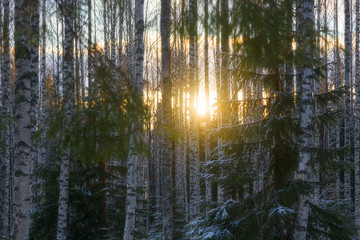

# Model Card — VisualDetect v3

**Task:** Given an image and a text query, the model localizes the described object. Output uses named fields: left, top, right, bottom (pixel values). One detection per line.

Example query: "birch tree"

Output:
left=344, top=0, right=352, bottom=203
left=30, top=0, right=40, bottom=201
left=110, top=0, right=117, bottom=63
left=13, top=0, right=40, bottom=238
left=123, top=0, right=144, bottom=238
left=294, top=0, right=314, bottom=238
left=56, top=0, right=74, bottom=238
left=88, top=0, right=92, bottom=96
left=204, top=0, right=212, bottom=203
left=161, top=0, right=173, bottom=238
left=189, top=0, right=200, bottom=220
left=40, top=0, right=47, bottom=164
left=355, top=0, right=360, bottom=235
left=0, top=0, right=11, bottom=237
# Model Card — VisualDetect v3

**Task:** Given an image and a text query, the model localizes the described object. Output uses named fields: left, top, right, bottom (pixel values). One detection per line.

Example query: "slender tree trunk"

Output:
left=88, top=0, right=92, bottom=98
left=56, top=0, right=74, bottom=239
left=215, top=0, right=224, bottom=203
left=204, top=0, right=212, bottom=203
left=29, top=0, right=40, bottom=226
left=334, top=0, right=341, bottom=203
left=155, top=34, right=162, bottom=222
left=40, top=0, right=47, bottom=165
left=294, top=0, right=314, bottom=239
left=127, top=0, right=133, bottom=76
left=177, top=0, right=187, bottom=210
left=344, top=0, right=352, bottom=203
left=355, top=0, right=360, bottom=235
left=160, top=0, right=173, bottom=238
left=188, top=0, right=200, bottom=221
left=111, top=0, right=117, bottom=63
left=104, top=0, right=108, bottom=59
left=56, top=9, right=61, bottom=103
left=123, top=0, right=144, bottom=238
left=13, top=0, right=39, bottom=238
left=221, top=0, right=229, bottom=127
left=0, top=0, right=11, bottom=237
left=118, top=0, right=124, bottom=68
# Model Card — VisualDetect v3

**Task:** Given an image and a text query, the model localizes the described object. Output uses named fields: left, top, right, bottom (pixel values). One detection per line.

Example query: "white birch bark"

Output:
left=127, top=0, right=133, bottom=76
left=0, top=0, right=11, bottom=237
left=204, top=0, right=212, bottom=203
left=155, top=37, right=162, bottom=221
left=56, top=0, right=74, bottom=239
left=40, top=0, right=47, bottom=165
left=189, top=0, right=200, bottom=221
left=160, top=0, right=173, bottom=238
left=29, top=0, right=40, bottom=211
left=117, top=0, right=124, bottom=68
left=294, top=0, right=314, bottom=239
left=344, top=0, right=352, bottom=203
left=334, top=0, right=341, bottom=203
left=123, top=0, right=144, bottom=238
left=111, top=0, right=117, bottom=63
left=104, top=0, right=109, bottom=59
left=0, top=3, right=4, bottom=233
left=88, top=0, right=92, bottom=97
left=13, top=0, right=39, bottom=238
left=355, top=0, right=360, bottom=234
left=215, top=0, right=224, bottom=203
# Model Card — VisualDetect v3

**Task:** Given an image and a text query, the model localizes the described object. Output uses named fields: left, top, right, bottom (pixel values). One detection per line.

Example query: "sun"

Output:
left=197, top=90, right=207, bottom=116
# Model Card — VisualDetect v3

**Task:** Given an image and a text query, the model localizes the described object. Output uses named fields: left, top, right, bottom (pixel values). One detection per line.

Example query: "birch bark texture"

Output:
left=56, top=0, right=74, bottom=239
left=355, top=0, right=360, bottom=235
left=123, top=0, right=144, bottom=238
left=160, top=0, right=174, bottom=238
left=344, top=0, right=352, bottom=203
left=188, top=0, right=201, bottom=221
left=88, top=0, right=92, bottom=95
left=40, top=0, right=47, bottom=165
left=0, top=0, right=11, bottom=237
left=13, top=0, right=39, bottom=238
left=294, top=0, right=314, bottom=239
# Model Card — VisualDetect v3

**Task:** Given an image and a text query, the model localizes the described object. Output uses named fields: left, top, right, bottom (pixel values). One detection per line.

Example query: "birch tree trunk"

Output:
left=104, top=0, right=108, bottom=59
left=13, top=0, right=39, bottom=238
left=355, top=0, right=360, bottom=235
left=176, top=0, right=187, bottom=210
left=204, top=0, right=212, bottom=203
left=123, top=0, right=144, bottom=238
left=215, top=0, right=224, bottom=203
left=188, top=0, right=200, bottom=221
left=88, top=0, right=92, bottom=97
left=56, top=0, right=74, bottom=238
left=294, top=0, right=314, bottom=239
left=334, top=0, right=341, bottom=203
left=127, top=0, right=133, bottom=76
left=0, top=1, right=4, bottom=233
left=344, top=0, right=352, bottom=203
left=40, top=0, right=47, bottom=165
left=30, top=0, right=40, bottom=207
left=160, top=0, right=174, bottom=238
left=118, top=0, right=124, bottom=68
left=110, top=0, right=117, bottom=63
left=0, top=0, right=11, bottom=237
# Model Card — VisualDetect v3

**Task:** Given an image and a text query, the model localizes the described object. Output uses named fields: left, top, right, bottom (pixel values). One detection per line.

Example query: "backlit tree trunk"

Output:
left=355, top=0, right=360, bottom=235
left=13, top=0, right=39, bottom=238
left=294, top=0, right=314, bottom=239
left=161, top=0, right=174, bottom=238
left=123, top=0, right=144, bottom=238
left=344, top=0, right=352, bottom=203
left=0, top=0, right=11, bottom=237
left=189, top=0, right=200, bottom=221
left=56, top=0, right=74, bottom=238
